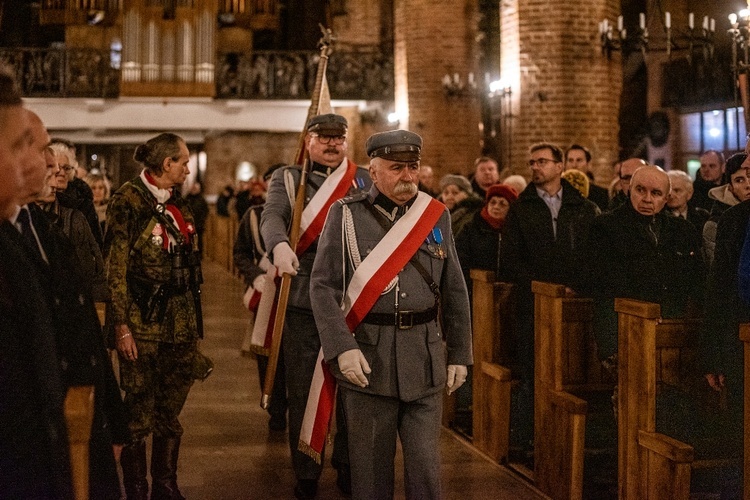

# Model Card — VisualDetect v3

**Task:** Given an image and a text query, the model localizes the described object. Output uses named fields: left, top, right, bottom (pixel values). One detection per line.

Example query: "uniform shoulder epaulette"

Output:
left=338, top=191, right=368, bottom=205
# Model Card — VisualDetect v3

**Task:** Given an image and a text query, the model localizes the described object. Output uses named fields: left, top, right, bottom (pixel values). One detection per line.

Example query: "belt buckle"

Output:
left=397, top=310, right=414, bottom=330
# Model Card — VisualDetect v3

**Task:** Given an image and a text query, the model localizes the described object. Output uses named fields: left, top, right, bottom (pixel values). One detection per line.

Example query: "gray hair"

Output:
left=133, top=133, right=185, bottom=174
left=49, top=142, right=77, bottom=168
left=666, top=170, right=693, bottom=194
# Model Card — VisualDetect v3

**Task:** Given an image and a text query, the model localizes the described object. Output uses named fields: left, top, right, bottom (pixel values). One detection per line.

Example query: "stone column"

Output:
left=501, top=0, right=622, bottom=184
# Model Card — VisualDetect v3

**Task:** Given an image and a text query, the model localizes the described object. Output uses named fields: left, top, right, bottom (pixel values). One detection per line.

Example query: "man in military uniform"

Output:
left=310, top=130, right=473, bottom=499
left=105, top=133, right=203, bottom=500
left=260, top=113, right=371, bottom=499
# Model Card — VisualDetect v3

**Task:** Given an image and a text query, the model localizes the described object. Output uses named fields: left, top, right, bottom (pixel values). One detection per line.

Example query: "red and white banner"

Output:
left=298, top=192, right=445, bottom=462
left=247, top=271, right=280, bottom=356
left=296, top=158, right=358, bottom=256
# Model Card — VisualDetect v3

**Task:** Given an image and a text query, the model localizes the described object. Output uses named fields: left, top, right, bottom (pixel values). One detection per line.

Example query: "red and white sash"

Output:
left=247, top=271, right=280, bottom=356
left=296, top=158, right=358, bottom=256
left=298, top=192, right=446, bottom=462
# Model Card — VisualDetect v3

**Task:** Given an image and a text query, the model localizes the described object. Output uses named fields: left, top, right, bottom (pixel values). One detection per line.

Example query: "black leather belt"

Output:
left=362, top=306, right=438, bottom=330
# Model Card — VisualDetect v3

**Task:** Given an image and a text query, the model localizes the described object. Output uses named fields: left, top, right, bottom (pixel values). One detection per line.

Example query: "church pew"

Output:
left=615, top=298, right=709, bottom=500
left=532, top=281, right=610, bottom=500
left=741, top=323, right=750, bottom=498
left=65, top=385, right=95, bottom=500
left=469, top=270, right=515, bottom=464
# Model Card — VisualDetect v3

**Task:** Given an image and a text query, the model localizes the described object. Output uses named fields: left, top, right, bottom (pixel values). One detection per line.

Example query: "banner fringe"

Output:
left=298, top=439, right=323, bottom=465
left=249, top=345, right=270, bottom=357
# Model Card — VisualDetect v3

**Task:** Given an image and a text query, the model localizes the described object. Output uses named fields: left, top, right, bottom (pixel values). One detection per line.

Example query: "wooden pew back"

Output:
left=615, top=298, right=701, bottom=500
left=65, top=385, right=95, bottom=500
left=533, top=281, right=605, bottom=500
left=741, top=323, right=750, bottom=498
left=533, top=282, right=603, bottom=392
left=470, top=270, right=515, bottom=464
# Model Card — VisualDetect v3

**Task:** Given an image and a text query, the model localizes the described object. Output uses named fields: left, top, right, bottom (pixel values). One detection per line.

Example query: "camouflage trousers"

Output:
left=119, top=339, right=197, bottom=442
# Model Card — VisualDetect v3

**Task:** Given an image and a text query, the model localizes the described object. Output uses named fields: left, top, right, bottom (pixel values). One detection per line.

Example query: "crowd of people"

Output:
left=2, top=56, right=747, bottom=500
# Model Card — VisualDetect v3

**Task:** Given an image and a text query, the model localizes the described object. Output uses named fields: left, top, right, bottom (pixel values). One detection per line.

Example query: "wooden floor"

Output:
left=174, top=260, right=548, bottom=499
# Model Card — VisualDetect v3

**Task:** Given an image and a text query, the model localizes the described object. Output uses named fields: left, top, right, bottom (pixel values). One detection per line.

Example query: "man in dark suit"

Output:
left=666, top=169, right=709, bottom=236
left=0, top=71, right=74, bottom=499
left=500, top=141, right=600, bottom=453
left=3, top=107, right=127, bottom=499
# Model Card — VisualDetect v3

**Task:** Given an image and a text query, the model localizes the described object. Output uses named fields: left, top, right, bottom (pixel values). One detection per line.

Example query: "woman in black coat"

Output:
left=455, top=183, right=518, bottom=294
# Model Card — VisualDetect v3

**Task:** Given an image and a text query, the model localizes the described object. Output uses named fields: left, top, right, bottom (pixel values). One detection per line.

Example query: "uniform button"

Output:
left=400, top=292, right=407, bottom=298
left=366, top=248, right=372, bottom=254
left=60, top=358, right=68, bottom=371
left=79, top=294, right=85, bottom=305
left=54, top=297, right=61, bottom=306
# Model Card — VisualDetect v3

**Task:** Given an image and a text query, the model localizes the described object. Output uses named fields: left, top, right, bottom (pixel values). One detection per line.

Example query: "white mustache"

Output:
left=393, top=181, right=417, bottom=196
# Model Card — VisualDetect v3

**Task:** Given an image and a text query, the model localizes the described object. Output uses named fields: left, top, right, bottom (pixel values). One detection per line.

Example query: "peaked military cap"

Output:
left=366, top=129, right=422, bottom=162
left=307, top=113, right=348, bottom=134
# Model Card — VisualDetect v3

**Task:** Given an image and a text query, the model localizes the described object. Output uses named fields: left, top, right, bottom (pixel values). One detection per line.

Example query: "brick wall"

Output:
left=394, top=0, right=483, bottom=181
left=202, top=105, right=371, bottom=197
left=501, top=0, right=622, bottom=186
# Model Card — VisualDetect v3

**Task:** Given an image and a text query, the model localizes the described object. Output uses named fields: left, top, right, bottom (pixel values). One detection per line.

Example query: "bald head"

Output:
left=630, top=165, right=670, bottom=216
left=18, top=109, right=50, bottom=204
left=619, top=157, right=647, bottom=194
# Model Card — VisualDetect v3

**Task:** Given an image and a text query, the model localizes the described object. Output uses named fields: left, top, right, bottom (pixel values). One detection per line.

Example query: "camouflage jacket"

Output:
left=104, top=176, right=200, bottom=343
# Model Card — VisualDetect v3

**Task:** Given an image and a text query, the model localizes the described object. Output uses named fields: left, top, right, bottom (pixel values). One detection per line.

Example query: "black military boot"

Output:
left=120, top=439, right=149, bottom=500
left=151, top=436, right=186, bottom=500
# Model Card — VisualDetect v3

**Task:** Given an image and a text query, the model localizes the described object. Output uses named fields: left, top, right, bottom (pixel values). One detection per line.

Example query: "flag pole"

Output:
left=262, top=25, right=334, bottom=409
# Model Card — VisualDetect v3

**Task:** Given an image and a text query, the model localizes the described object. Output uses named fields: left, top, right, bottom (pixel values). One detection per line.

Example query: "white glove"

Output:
left=252, top=274, right=267, bottom=294
left=446, top=365, right=468, bottom=395
left=272, top=242, right=299, bottom=276
left=337, top=349, right=371, bottom=388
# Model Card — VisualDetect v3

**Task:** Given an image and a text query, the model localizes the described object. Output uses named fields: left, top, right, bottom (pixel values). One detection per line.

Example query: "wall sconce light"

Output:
left=442, top=72, right=477, bottom=97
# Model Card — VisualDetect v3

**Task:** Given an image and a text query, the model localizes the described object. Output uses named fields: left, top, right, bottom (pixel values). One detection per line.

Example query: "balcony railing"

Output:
left=1, top=46, right=394, bottom=101
left=215, top=49, right=394, bottom=100
left=0, top=47, right=120, bottom=98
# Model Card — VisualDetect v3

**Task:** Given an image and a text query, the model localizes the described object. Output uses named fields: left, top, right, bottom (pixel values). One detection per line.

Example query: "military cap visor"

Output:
left=366, top=130, right=422, bottom=162
left=307, top=113, right=348, bottom=134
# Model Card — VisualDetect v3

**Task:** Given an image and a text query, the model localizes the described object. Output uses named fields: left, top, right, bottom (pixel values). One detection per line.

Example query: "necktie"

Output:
left=17, top=207, right=44, bottom=261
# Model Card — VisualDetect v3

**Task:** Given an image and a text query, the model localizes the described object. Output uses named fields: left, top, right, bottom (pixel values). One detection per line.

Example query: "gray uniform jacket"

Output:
left=310, top=187, right=473, bottom=402
left=260, top=161, right=371, bottom=311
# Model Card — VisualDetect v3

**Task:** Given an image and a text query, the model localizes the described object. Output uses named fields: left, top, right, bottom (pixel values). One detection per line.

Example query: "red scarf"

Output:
left=480, top=206, right=504, bottom=230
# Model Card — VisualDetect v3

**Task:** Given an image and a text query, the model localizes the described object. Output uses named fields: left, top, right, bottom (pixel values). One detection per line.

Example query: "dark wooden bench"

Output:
left=65, top=385, right=95, bottom=500
left=741, top=323, right=750, bottom=498
left=533, top=281, right=612, bottom=500
left=616, top=299, right=742, bottom=500
left=469, top=270, right=515, bottom=464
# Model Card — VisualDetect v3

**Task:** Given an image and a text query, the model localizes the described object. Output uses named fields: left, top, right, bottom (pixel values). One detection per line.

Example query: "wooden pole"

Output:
left=261, top=25, right=334, bottom=409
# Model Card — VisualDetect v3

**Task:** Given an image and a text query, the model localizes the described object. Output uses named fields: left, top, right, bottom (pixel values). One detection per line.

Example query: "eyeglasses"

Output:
left=528, top=158, right=558, bottom=167
left=312, top=134, right=346, bottom=145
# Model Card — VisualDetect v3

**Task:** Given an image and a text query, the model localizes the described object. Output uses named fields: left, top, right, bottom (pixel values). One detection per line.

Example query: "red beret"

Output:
left=485, top=183, right=518, bottom=204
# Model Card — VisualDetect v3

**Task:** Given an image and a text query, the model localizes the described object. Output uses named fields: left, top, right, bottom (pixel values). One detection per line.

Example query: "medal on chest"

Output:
left=426, top=228, right=445, bottom=258
left=151, top=223, right=164, bottom=246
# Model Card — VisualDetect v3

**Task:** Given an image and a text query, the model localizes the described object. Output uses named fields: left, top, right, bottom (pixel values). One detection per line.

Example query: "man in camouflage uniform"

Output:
left=260, top=114, right=371, bottom=499
left=105, top=133, right=203, bottom=500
